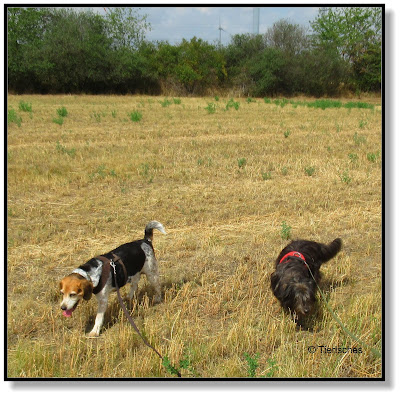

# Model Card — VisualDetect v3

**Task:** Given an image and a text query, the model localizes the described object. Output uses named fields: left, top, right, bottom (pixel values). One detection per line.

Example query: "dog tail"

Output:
left=144, top=221, right=166, bottom=242
left=320, top=238, right=342, bottom=262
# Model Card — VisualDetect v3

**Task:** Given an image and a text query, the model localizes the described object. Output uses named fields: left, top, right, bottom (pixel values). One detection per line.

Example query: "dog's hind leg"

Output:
left=128, top=273, right=141, bottom=301
left=142, top=262, right=161, bottom=304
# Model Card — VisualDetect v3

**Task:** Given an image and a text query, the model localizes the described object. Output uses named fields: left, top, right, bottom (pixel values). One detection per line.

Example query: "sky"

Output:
left=90, top=6, right=320, bottom=46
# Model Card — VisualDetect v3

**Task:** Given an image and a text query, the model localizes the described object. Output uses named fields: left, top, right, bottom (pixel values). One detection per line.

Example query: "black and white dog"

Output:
left=59, top=221, right=166, bottom=337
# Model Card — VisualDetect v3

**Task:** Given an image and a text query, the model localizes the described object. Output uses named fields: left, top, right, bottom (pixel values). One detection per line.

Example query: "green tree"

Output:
left=104, top=7, right=151, bottom=50
left=7, top=7, right=50, bottom=92
left=159, top=38, right=226, bottom=95
left=265, top=19, right=309, bottom=56
left=310, top=7, right=382, bottom=91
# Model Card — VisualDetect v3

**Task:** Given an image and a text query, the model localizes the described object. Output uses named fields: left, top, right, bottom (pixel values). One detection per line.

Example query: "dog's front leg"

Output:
left=87, top=292, right=108, bottom=337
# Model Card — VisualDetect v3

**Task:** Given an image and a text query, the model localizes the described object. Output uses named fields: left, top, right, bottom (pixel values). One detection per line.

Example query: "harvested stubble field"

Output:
left=7, top=94, right=382, bottom=378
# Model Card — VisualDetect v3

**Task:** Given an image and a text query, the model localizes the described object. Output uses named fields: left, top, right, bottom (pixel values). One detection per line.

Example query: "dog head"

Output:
left=59, top=274, right=93, bottom=317
left=271, top=262, right=317, bottom=318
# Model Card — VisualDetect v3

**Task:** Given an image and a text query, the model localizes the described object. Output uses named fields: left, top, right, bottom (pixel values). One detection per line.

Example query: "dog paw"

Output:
left=86, top=331, right=100, bottom=338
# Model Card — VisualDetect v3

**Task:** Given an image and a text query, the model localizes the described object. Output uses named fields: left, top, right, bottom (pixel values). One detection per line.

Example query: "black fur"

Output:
left=271, top=238, right=342, bottom=321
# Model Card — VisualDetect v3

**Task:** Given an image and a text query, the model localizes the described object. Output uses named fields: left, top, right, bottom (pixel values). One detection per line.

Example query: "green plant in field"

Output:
left=197, top=157, right=212, bottom=167
left=344, top=101, right=374, bottom=109
left=284, top=129, right=291, bottom=138
left=359, top=119, right=367, bottom=129
left=162, top=356, right=181, bottom=376
left=304, top=166, right=315, bottom=176
left=261, top=171, right=272, bottom=180
left=348, top=153, right=358, bottom=163
left=205, top=102, right=216, bottom=114
left=162, top=352, right=198, bottom=377
left=340, top=170, right=351, bottom=184
left=281, top=221, right=292, bottom=240
left=160, top=98, right=173, bottom=107
left=353, top=132, right=366, bottom=145
left=214, top=95, right=219, bottom=101
left=281, top=166, right=289, bottom=176
left=173, top=98, right=181, bottom=104
left=226, top=98, right=239, bottom=110
left=56, top=106, right=68, bottom=117
left=111, top=110, right=117, bottom=118
left=279, top=98, right=289, bottom=107
left=263, top=97, right=271, bottom=104
left=237, top=158, right=246, bottom=169
left=367, top=151, right=380, bottom=162
left=308, top=99, right=341, bottom=110
left=246, top=97, right=256, bottom=103
left=89, top=164, right=116, bottom=180
left=56, top=141, right=76, bottom=157
left=8, top=109, right=22, bottom=127
left=244, top=353, right=259, bottom=378
left=52, top=116, right=64, bottom=125
left=139, top=162, right=154, bottom=183
left=18, top=100, right=32, bottom=113
left=264, top=358, right=278, bottom=378
left=91, top=111, right=102, bottom=123
left=129, top=110, right=143, bottom=122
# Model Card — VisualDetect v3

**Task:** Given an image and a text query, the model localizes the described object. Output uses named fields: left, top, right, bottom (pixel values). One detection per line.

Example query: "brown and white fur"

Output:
left=59, top=221, right=166, bottom=337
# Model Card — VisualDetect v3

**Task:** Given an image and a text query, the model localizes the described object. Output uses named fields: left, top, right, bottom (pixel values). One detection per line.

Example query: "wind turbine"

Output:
left=218, top=17, right=227, bottom=46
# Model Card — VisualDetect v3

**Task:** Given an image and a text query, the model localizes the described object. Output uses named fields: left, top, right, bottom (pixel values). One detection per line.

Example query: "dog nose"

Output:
left=61, top=305, right=67, bottom=311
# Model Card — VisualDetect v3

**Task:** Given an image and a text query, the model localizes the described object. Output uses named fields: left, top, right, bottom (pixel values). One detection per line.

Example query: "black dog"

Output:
left=270, top=238, right=342, bottom=323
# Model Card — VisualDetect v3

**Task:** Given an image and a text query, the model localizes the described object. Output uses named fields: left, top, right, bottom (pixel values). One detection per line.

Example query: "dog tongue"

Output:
left=62, top=309, right=73, bottom=318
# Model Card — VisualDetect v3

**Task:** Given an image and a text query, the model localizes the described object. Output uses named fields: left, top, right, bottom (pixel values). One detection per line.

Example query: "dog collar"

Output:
left=279, top=251, right=306, bottom=265
left=72, top=268, right=92, bottom=283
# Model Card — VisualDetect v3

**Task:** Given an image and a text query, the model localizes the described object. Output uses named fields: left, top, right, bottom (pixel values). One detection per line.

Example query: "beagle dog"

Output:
left=59, top=221, right=166, bottom=337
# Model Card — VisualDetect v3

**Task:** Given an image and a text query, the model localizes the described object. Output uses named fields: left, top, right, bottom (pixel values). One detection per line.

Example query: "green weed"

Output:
left=261, top=171, right=272, bottom=180
left=340, top=170, right=351, bottom=184
left=264, top=358, right=278, bottom=378
left=56, top=141, right=76, bottom=157
left=281, top=221, right=292, bottom=240
left=237, top=158, right=246, bottom=169
left=226, top=98, right=239, bottom=111
left=129, top=111, right=143, bottom=122
left=359, top=119, right=368, bottom=129
left=244, top=353, right=259, bottom=378
left=89, top=164, right=116, bottom=180
left=284, top=129, right=291, bottom=138
left=205, top=103, right=216, bottom=114
left=52, top=116, right=64, bottom=125
left=56, top=106, right=68, bottom=117
left=353, top=132, right=367, bottom=145
left=7, top=109, right=22, bottom=127
left=160, top=98, right=173, bottom=107
left=348, top=153, right=358, bottom=163
left=18, top=100, right=32, bottom=113
left=367, top=151, right=380, bottom=163
left=344, top=101, right=374, bottom=109
left=281, top=166, right=289, bottom=176
left=304, top=166, right=316, bottom=176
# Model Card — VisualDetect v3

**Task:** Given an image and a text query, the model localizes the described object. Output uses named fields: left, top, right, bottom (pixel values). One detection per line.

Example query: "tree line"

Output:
left=7, top=7, right=382, bottom=96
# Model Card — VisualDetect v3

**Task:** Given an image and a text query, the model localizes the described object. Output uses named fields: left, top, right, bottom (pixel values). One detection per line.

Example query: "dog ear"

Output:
left=80, top=279, right=93, bottom=301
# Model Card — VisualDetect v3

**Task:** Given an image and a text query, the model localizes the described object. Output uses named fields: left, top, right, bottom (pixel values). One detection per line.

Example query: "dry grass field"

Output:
left=7, top=94, right=382, bottom=378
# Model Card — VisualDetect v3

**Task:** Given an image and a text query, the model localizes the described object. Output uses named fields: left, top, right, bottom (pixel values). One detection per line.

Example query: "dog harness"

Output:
left=93, top=254, right=127, bottom=294
left=279, top=251, right=307, bottom=266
